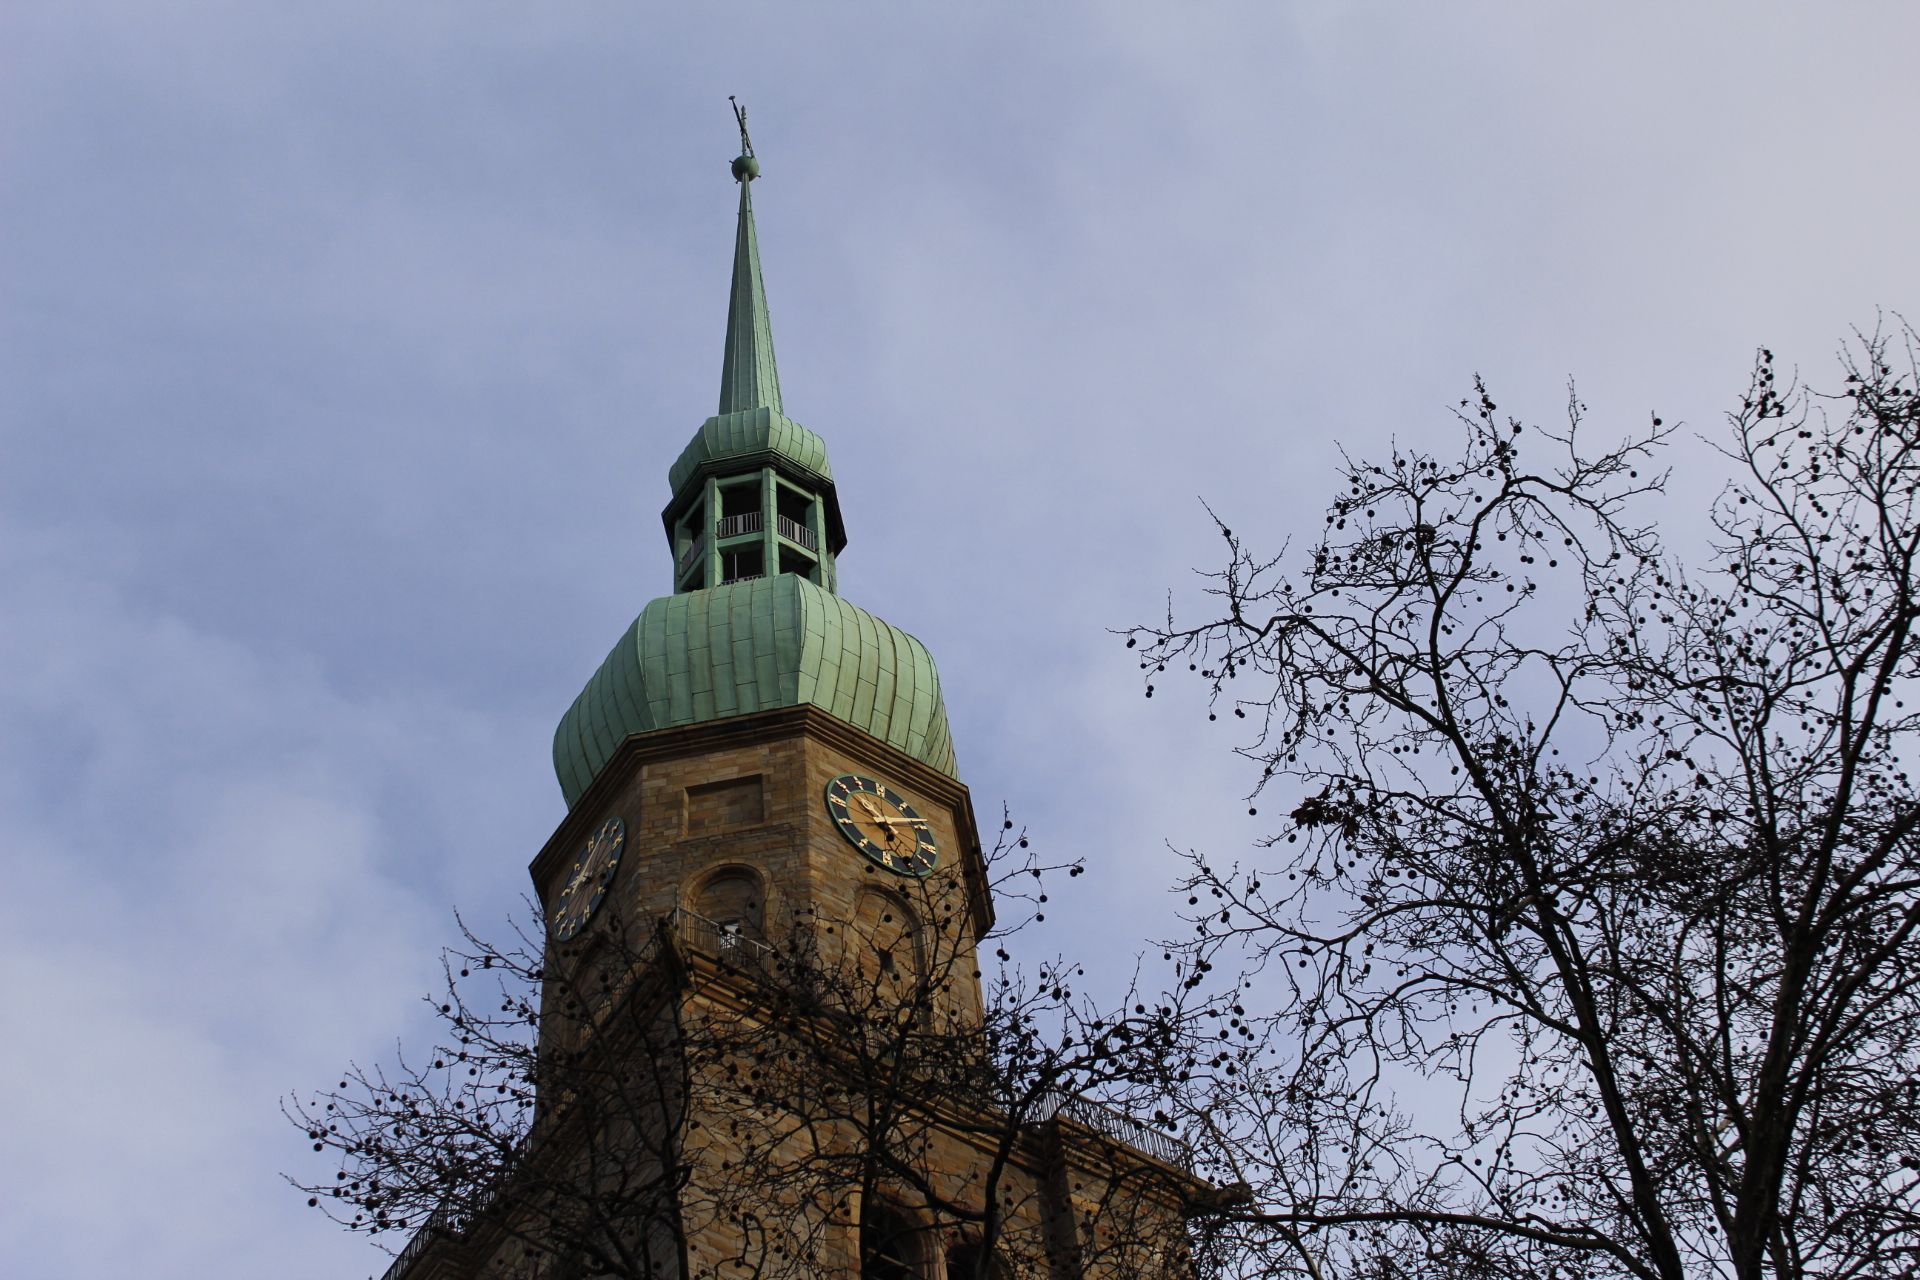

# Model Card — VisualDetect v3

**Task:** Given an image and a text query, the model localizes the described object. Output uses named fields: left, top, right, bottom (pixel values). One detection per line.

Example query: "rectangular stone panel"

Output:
left=684, top=774, right=766, bottom=836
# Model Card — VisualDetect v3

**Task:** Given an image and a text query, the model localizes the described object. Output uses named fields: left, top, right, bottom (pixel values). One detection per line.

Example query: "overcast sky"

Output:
left=4, top=4, right=1918, bottom=1276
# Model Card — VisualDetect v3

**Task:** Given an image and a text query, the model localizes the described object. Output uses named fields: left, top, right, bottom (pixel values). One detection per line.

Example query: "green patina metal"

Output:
left=717, top=177, right=782, bottom=418
left=666, top=405, right=833, bottom=495
left=553, top=575, right=956, bottom=807
left=551, top=123, right=956, bottom=806
left=660, top=146, right=845, bottom=562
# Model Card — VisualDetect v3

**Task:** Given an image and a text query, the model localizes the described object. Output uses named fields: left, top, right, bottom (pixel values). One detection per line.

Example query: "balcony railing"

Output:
left=665, top=907, right=775, bottom=964
left=376, top=1206, right=459, bottom=1280
left=676, top=535, right=706, bottom=577
left=715, top=511, right=762, bottom=540
left=776, top=514, right=818, bottom=551
left=1033, top=1089, right=1193, bottom=1172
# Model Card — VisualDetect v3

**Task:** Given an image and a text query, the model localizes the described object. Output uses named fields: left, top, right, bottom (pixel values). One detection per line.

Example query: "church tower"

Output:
left=380, top=116, right=1196, bottom=1280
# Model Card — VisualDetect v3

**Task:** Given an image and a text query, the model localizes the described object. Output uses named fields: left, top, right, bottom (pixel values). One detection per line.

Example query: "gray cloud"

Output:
left=3, top=2, right=1917, bottom=1275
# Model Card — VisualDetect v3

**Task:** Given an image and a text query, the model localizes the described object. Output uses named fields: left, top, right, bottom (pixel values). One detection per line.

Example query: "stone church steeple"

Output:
left=376, top=115, right=1197, bottom=1280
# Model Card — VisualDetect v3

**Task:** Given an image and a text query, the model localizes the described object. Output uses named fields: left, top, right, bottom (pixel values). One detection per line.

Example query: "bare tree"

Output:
left=1131, top=323, right=1920, bottom=1280
left=289, top=818, right=1201, bottom=1280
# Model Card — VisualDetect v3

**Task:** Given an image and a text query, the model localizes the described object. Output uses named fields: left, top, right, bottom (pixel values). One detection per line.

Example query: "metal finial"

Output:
left=729, top=96, right=754, bottom=157
left=729, top=96, right=760, bottom=181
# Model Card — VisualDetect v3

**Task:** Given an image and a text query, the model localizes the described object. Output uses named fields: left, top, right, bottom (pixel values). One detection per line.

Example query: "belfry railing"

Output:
left=775, top=513, right=817, bottom=550
left=715, top=511, right=762, bottom=540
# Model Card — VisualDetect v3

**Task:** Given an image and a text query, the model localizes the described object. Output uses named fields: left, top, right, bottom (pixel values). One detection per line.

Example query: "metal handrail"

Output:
left=1033, top=1089, right=1193, bottom=1172
left=775, top=513, right=818, bottom=551
left=373, top=1140, right=524, bottom=1280
left=375, top=1206, right=457, bottom=1280
left=715, top=511, right=762, bottom=540
left=665, top=907, right=775, bottom=963
left=676, top=534, right=706, bottom=575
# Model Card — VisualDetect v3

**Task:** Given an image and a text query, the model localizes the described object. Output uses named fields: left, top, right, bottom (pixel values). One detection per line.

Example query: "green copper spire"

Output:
left=718, top=100, right=781, bottom=415
left=550, top=108, right=960, bottom=808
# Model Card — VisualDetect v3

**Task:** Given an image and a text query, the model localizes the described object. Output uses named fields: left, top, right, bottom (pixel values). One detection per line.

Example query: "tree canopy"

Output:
left=1131, top=323, right=1920, bottom=1280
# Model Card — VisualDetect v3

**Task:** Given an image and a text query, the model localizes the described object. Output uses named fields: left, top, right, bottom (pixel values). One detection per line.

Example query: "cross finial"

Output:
left=729, top=96, right=759, bottom=182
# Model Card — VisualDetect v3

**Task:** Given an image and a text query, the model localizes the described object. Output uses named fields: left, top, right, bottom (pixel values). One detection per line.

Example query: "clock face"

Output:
left=825, top=774, right=939, bottom=877
left=549, top=816, right=626, bottom=942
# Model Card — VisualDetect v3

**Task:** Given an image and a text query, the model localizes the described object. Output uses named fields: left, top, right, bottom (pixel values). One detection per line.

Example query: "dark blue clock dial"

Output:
left=825, top=774, right=939, bottom=877
left=550, top=816, right=626, bottom=942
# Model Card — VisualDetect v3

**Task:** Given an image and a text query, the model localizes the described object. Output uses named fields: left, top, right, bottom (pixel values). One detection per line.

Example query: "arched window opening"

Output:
left=853, top=888, right=922, bottom=988
left=944, top=1239, right=1006, bottom=1280
left=862, top=1206, right=923, bottom=1280
left=691, top=867, right=765, bottom=943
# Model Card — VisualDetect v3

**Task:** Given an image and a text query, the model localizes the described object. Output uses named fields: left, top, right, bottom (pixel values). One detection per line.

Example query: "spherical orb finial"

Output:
left=731, top=153, right=760, bottom=182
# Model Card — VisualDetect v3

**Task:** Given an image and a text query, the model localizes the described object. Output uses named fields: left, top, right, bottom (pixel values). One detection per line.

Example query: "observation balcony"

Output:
left=377, top=1208, right=459, bottom=1280
left=776, top=513, right=817, bottom=551
left=662, top=907, right=775, bottom=964
left=1032, top=1089, right=1192, bottom=1173
left=715, top=511, right=762, bottom=540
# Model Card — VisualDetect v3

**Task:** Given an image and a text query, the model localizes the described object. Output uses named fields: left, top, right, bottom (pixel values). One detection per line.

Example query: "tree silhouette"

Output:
left=1132, top=323, right=1920, bottom=1280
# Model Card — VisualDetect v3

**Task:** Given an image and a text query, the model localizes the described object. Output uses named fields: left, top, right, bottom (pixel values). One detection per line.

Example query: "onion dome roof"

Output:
left=553, top=576, right=956, bottom=807
left=550, top=120, right=955, bottom=807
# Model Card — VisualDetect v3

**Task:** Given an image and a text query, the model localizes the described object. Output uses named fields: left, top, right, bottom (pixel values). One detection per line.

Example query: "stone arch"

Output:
left=943, top=1237, right=1011, bottom=1280
left=853, top=885, right=924, bottom=988
left=686, top=863, right=766, bottom=941
left=861, top=1200, right=930, bottom=1280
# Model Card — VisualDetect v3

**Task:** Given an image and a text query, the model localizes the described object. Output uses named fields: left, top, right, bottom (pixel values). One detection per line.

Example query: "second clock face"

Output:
left=826, top=774, right=939, bottom=877
left=549, top=816, right=626, bottom=942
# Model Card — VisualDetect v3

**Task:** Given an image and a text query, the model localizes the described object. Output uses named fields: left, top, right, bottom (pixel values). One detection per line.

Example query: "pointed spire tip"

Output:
left=718, top=96, right=781, bottom=416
